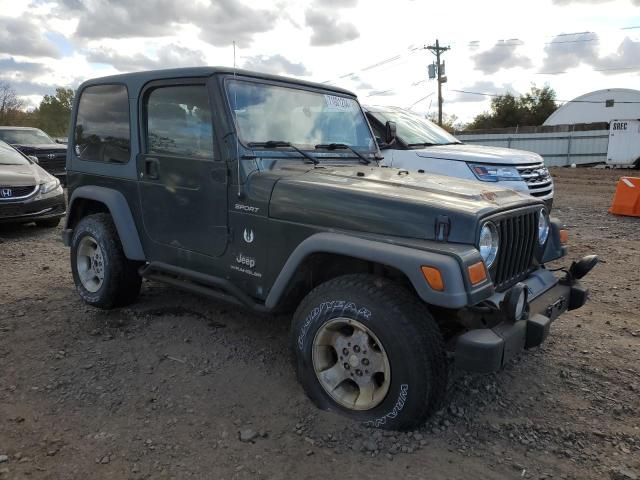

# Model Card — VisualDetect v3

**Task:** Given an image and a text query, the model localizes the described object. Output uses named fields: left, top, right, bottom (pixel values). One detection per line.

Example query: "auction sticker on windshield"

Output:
left=324, top=95, right=354, bottom=111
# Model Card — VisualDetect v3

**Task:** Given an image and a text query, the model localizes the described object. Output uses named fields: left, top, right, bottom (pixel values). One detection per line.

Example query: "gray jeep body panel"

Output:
left=66, top=185, right=145, bottom=260
left=265, top=232, right=493, bottom=309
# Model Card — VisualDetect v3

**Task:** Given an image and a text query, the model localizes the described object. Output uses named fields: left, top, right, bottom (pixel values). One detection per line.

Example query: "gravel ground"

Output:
left=0, top=167, right=639, bottom=480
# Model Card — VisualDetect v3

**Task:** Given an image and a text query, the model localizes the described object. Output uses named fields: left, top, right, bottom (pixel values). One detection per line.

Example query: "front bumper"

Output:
left=454, top=263, right=591, bottom=373
left=0, top=193, right=66, bottom=224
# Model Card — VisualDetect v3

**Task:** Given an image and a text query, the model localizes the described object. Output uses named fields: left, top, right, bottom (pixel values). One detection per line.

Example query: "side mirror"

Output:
left=384, top=120, right=397, bottom=144
left=29, top=155, right=39, bottom=164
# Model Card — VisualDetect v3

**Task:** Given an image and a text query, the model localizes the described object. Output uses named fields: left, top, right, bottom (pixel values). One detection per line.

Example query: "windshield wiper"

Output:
left=314, top=143, right=371, bottom=165
left=248, top=141, right=319, bottom=165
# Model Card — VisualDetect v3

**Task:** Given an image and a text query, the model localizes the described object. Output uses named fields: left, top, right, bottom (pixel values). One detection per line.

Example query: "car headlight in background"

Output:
left=468, top=163, right=522, bottom=182
left=479, top=221, right=499, bottom=268
left=40, top=178, right=61, bottom=194
left=538, top=208, right=550, bottom=245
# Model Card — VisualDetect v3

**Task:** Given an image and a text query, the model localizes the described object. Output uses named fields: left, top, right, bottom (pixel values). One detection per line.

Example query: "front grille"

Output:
left=516, top=162, right=553, bottom=198
left=491, top=209, right=538, bottom=291
left=0, top=204, right=24, bottom=218
left=35, top=151, right=67, bottom=174
left=0, top=185, right=38, bottom=199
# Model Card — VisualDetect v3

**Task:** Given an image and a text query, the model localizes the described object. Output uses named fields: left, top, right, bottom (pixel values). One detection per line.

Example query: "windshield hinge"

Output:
left=435, top=215, right=451, bottom=242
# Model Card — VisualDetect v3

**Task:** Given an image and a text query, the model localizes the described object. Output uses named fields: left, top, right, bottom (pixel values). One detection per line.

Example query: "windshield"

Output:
left=0, top=128, right=54, bottom=145
left=0, top=141, right=30, bottom=165
left=226, top=80, right=376, bottom=153
left=369, top=109, right=460, bottom=146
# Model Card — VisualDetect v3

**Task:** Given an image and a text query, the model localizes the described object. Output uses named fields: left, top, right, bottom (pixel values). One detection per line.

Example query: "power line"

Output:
left=466, top=26, right=635, bottom=50
left=321, top=46, right=418, bottom=84
left=366, top=89, right=395, bottom=98
left=406, top=92, right=435, bottom=110
left=537, top=64, right=640, bottom=74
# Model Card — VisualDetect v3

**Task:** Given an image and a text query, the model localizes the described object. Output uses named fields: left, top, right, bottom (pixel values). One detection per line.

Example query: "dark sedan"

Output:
left=0, top=127, right=67, bottom=180
left=0, top=140, right=66, bottom=227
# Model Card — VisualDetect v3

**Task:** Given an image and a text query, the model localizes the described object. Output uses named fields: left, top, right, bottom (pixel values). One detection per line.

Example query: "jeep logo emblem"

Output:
left=0, top=188, right=12, bottom=198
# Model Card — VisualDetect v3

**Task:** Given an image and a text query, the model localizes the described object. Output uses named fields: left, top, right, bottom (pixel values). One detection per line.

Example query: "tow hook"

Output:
left=567, top=255, right=599, bottom=284
left=559, top=255, right=597, bottom=311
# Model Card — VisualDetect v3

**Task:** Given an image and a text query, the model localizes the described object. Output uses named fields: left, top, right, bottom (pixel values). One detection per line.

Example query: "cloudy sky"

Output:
left=1, top=0, right=639, bottom=123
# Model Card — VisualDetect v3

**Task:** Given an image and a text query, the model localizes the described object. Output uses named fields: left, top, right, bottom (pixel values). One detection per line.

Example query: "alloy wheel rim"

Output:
left=312, top=317, right=391, bottom=411
left=76, top=235, right=105, bottom=293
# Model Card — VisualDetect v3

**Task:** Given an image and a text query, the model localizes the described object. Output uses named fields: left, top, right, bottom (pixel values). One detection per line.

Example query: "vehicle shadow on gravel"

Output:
left=0, top=222, right=59, bottom=240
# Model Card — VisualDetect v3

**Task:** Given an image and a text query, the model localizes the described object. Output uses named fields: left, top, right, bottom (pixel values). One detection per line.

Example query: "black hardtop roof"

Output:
left=78, top=66, right=356, bottom=98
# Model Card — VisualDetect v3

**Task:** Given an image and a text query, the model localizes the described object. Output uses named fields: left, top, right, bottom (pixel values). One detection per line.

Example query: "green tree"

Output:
left=427, top=112, right=464, bottom=133
left=466, top=85, right=558, bottom=130
left=36, top=87, right=74, bottom=137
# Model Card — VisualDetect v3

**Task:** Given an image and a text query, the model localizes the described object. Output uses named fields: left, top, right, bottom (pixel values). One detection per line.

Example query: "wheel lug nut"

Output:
left=343, top=363, right=350, bottom=370
left=355, top=369, right=363, bottom=376
left=362, top=358, right=369, bottom=366
left=342, top=348, right=349, bottom=355
left=353, top=345, right=360, bottom=353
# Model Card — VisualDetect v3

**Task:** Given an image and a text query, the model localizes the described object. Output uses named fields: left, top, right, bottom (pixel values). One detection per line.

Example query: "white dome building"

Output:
left=544, top=88, right=640, bottom=126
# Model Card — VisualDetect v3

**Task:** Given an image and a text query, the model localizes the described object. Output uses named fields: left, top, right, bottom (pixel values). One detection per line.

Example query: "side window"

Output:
left=366, top=113, right=385, bottom=140
left=145, top=85, right=214, bottom=159
left=74, top=84, right=131, bottom=163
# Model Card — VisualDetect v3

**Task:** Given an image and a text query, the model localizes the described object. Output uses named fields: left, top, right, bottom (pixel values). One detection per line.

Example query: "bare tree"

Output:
left=0, top=81, right=24, bottom=125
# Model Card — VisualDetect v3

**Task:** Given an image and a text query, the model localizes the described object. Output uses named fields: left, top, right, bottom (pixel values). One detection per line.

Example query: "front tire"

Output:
left=291, top=274, right=447, bottom=430
left=70, top=213, right=142, bottom=309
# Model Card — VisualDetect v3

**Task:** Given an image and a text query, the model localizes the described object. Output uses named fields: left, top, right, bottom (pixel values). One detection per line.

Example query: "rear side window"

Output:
left=145, top=85, right=214, bottom=159
left=74, top=84, right=131, bottom=163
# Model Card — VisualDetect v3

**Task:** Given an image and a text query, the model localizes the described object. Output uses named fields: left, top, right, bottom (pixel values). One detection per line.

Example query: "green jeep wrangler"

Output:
left=63, top=67, right=597, bottom=430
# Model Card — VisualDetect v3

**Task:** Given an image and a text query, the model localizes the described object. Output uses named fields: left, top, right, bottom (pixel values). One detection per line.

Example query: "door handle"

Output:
left=145, top=158, right=160, bottom=180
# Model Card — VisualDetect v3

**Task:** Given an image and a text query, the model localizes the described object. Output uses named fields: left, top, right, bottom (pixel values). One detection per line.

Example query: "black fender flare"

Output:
left=65, top=186, right=145, bottom=261
left=265, top=232, right=488, bottom=310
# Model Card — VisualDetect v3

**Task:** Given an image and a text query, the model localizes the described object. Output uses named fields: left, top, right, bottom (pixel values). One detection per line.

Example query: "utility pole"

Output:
left=426, top=39, right=450, bottom=126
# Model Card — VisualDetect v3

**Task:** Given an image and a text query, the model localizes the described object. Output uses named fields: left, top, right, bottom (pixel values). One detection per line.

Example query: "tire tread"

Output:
left=291, top=274, right=448, bottom=430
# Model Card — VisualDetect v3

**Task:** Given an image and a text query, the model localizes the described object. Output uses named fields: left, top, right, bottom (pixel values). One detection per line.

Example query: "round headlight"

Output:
left=479, top=222, right=499, bottom=268
left=538, top=208, right=549, bottom=245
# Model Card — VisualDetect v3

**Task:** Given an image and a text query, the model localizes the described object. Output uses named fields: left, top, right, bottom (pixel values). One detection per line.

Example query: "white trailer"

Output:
left=607, top=119, right=640, bottom=167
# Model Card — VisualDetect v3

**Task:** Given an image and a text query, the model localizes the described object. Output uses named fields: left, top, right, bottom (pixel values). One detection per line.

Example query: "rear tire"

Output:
left=70, top=213, right=142, bottom=309
left=291, top=274, right=447, bottom=430
left=35, top=218, right=60, bottom=228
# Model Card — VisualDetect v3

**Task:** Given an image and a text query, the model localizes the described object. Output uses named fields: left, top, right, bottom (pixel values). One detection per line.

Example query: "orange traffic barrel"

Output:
left=609, top=177, right=640, bottom=217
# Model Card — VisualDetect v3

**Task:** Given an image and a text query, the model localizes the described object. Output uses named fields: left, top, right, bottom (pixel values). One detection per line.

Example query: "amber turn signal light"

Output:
left=559, top=229, right=569, bottom=244
left=467, top=261, right=487, bottom=286
left=421, top=266, right=445, bottom=291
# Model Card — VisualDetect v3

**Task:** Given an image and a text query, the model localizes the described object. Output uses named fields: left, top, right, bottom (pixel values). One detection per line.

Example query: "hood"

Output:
left=0, top=162, right=51, bottom=186
left=413, top=143, right=543, bottom=165
left=269, top=166, right=539, bottom=243
left=13, top=143, right=67, bottom=153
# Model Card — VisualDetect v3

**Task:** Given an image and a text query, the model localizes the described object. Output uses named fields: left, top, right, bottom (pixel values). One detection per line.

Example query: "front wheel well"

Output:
left=66, top=198, right=110, bottom=230
left=274, top=252, right=417, bottom=313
